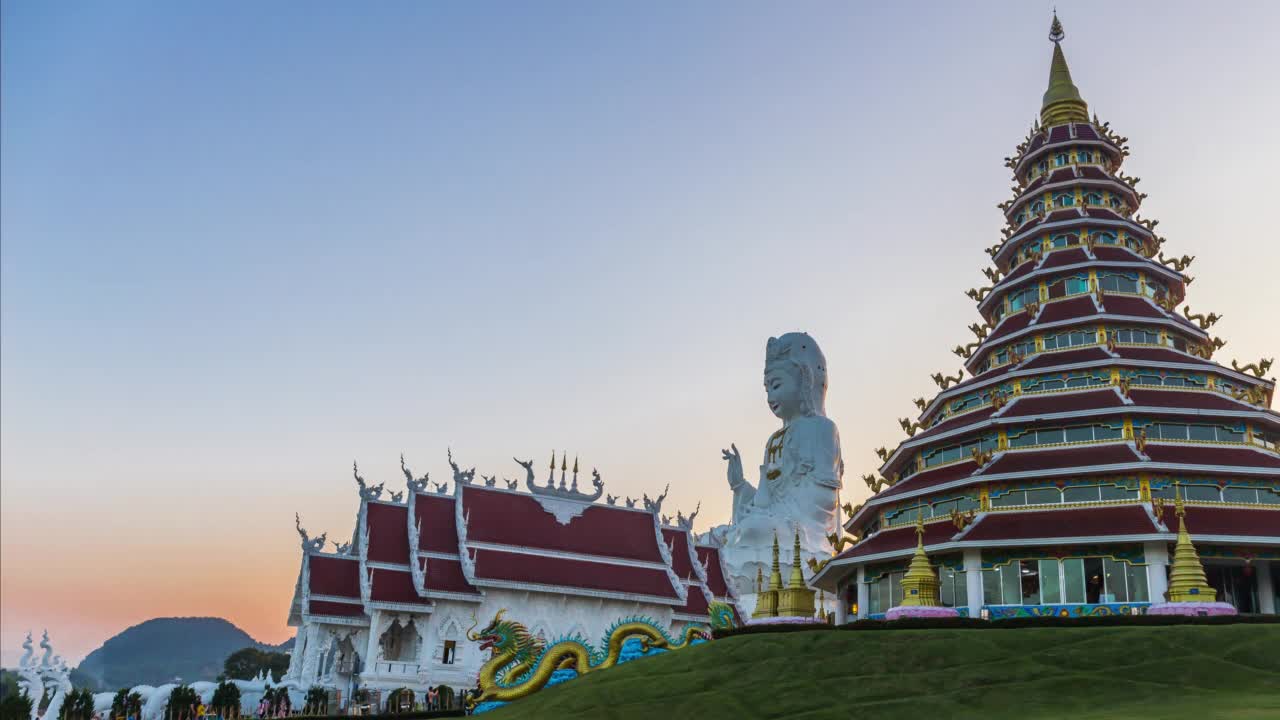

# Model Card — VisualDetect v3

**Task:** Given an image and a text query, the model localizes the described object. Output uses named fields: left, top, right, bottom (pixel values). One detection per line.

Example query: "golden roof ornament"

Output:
left=1041, top=12, right=1090, bottom=126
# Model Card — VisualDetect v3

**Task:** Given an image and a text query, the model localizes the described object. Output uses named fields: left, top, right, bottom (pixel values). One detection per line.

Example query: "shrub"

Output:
left=303, top=687, right=327, bottom=715
left=209, top=681, right=241, bottom=717
left=111, top=689, right=143, bottom=719
left=385, top=688, right=414, bottom=714
left=165, top=686, right=200, bottom=720
left=0, top=693, right=34, bottom=720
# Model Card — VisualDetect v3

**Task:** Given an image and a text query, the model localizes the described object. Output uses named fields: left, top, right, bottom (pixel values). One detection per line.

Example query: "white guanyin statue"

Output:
left=702, top=332, right=844, bottom=600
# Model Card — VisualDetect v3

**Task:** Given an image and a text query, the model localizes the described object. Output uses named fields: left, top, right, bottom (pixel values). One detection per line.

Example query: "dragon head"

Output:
left=468, top=609, right=537, bottom=657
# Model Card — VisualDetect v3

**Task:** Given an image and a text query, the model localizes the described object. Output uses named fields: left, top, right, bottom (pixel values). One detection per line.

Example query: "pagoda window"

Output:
left=1223, top=486, right=1261, bottom=503
left=1111, top=328, right=1161, bottom=345
left=1084, top=192, right=1104, bottom=205
left=1109, top=195, right=1123, bottom=209
left=1077, top=150, right=1094, bottom=163
left=1042, top=329, right=1095, bottom=351
left=1014, top=211, right=1026, bottom=226
left=1093, top=230, right=1119, bottom=245
left=1146, top=421, right=1246, bottom=443
left=1259, top=488, right=1280, bottom=505
left=1037, top=159, right=1049, bottom=174
left=1144, top=279, right=1167, bottom=299
left=1008, top=287, right=1039, bottom=312
left=1054, top=192, right=1074, bottom=207
left=1050, top=233, right=1075, bottom=247
left=1054, top=152, right=1069, bottom=167
left=1062, top=558, right=1087, bottom=603
left=1097, top=271, right=1140, bottom=293
left=1030, top=200, right=1046, bottom=215
left=939, top=566, right=968, bottom=608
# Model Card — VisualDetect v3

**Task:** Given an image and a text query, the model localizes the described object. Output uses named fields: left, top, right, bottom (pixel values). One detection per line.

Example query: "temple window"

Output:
left=1050, top=233, right=1075, bottom=247
left=1084, top=192, right=1103, bottom=205
left=1015, top=211, right=1026, bottom=226
left=1030, top=200, right=1046, bottom=215
left=1093, top=230, right=1118, bottom=245
left=1042, top=329, right=1095, bottom=351
left=1077, top=150, right=1095, bottom=163
left=379, top=619, right=420, bottom=663
left=983, top=557, right=1147, bottom=606
left=939, top=566, right=969, bottom=608
left=1054, top=192, right=1074, bottom=207
left=442, top=640, right=456, bottom=665
left=1037, top=159, right=1048, bottom=174
left=1054, top=152, right=1069, bottom=167
left=922, top=436, right=998, bottom=469
left=1097, top=271, right=1140, bottom=293
left=1144, top=278, right=1167, bottom=299
left=1109, top=196, right=1122, bottom=209
left=866, top=571, right=904, bottom=614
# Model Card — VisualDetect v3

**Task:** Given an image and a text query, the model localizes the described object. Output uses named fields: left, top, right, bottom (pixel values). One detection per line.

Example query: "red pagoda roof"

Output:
left=1142, top=444, right=1280, bottom=470
left=1041, top=247, right=1089, bottom=269
left=1090, top=246, right=1142, bottom=262
left=877, top=460, right=981, bottom=500
left=366, top=501, right=412, bottom=565
left=835, top=521, right=958, bottom=561
left=1110, top=347, right=1214, bottom=366
left=1019, top=347, right=1112, bottom=370
left=986, top=312, right=1033, bottom=343
left=1036, top=296, right=1098, bottom=326
left=1099, top=295, right=1166, bottom=319
left=413, top=493, right=461, bottom=554
left=999, top=388, right=1125, bottom=418
left=981, top=444, right=1141, bottom=476
left=960, top=506, right=1160, bottom=542
left=672, top=583, right=712, bottom=620
left=460, top=485, right=665, bottom=564
left=1156, top=506, right=1280, bottom=538
left=469, top=548, right=682, bottom=602
left=662, top=527, right=700, bottom=582
left=308, top=555, right=362, bottom=599
left=1126, top=389, right=1256, bottom=412
left=919, top=407, right=997, bottom=440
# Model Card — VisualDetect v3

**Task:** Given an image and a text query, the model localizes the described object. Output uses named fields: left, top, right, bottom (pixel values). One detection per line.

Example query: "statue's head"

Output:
left=764, top=332, right=827, bottom=421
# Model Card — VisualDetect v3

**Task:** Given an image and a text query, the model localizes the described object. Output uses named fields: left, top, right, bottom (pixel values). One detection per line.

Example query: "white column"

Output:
left=363, top=610, right=382, bottom=679
left=1144, top=541, right=1169, bottom=604
left=1257, top=561, right=1276, bottom=615
left=964, top=548, right=984, bottom=617
left=834, top=577, right=849, bottom=625
left=855, top=566, right=869, bottom=619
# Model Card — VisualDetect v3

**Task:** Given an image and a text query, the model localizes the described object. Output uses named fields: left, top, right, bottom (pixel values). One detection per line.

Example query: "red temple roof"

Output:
left=876, top=460, right=981, bottom=500
left=961, top=506, right=1159, bottom=542
left=308, top=555, right=362, bottom=599
left=1110, top=347, right=1214, bottom=366
left=696, top=545, right=734, bottom=599
left=366, top=502, right=412, bottom=565
left=919, top=407, right=997, bottom=440
left=414, top=493, right=461, bottom=554
left=986, top=312, right=1033, bottom=343
left=1041, top=247, right=1088, bottom=269
left=1126, top=389, right=1255, bottom=412
left=1100, top=295, right=1166, bottom=319
left=418, top=556, right=481, bottom=597
left=1090, top=246, right=1142, bottom=262
left=307, top=600, right=366, bottom=618
left=662, top=527, right=699, bottom=582
left=672, top=584, right=712, bottom=620
left=461, top=485, right=665, bottom=564
left=470, top=548, right=681, bottom=601
left=369, top=567, right=432, bottom=607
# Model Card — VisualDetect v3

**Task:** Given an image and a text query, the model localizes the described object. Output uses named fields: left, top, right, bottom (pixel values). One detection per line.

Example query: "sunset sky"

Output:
left=2, top=1, right=1278, bottom=666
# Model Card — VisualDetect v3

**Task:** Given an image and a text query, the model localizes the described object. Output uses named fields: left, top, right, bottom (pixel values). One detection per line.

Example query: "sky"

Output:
left=2, top=0, right=1278, bottom=666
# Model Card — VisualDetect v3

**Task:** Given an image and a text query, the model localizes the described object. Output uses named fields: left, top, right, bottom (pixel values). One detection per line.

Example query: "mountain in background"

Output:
left=73, top=617, right=291, bottom=691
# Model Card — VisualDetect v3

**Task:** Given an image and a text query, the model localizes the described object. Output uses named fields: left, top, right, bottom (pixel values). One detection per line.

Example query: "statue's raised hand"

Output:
left=722, top=444, right=745, bottom=489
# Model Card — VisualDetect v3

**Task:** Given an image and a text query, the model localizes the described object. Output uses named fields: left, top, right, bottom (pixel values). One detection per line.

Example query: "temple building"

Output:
left=281, top=454, right=737, bottom=702
left=812, top=17, right=1279, bottom=620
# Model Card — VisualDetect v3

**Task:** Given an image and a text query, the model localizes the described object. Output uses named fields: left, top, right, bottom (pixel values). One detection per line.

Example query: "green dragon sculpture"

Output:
left=466, top=609, right=710, bottom=709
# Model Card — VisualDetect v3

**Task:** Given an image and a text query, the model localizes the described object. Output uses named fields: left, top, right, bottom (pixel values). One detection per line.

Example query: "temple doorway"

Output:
left=1205, top=564, right=1258, bottom=613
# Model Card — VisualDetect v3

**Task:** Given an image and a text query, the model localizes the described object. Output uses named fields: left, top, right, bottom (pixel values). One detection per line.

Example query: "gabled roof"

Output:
left=980, top=443, right=1141, bottom=476
left=999, top=388, right=1124, bottom=418
left=413, top=493, right=461, bottom=554
left=366, top=501, right=412, bottom=565
left=1154, top=505, right=1280, bottom=538
left=308, top=554, right=362, bottom=599
left=695, top=544, right=737, bottom=601
left=1141, top=444, right=1280, bottom=470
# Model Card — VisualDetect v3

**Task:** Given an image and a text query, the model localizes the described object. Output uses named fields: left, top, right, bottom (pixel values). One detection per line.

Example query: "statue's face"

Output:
left=764, top=367, right=801, bottom=420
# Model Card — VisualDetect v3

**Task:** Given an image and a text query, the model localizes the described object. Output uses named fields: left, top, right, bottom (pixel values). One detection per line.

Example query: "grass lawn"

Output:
left=483, top=625, right=1280, bottom=720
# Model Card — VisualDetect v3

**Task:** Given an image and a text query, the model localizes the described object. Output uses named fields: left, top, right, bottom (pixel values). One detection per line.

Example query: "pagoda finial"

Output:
left=898, top=511, right=941, bottom=607
left=768, top=531, right=784, bottom=591
left=1040, top=12, right=1089, bottom=126
left=788, top=530, right=806, bottom=589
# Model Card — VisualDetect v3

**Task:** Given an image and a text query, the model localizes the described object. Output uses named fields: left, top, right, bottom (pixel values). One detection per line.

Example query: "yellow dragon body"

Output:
left=466, top=610, right=710, bottom=710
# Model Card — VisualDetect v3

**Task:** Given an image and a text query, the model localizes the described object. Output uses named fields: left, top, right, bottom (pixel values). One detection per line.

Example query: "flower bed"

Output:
left=1147, top=602, right=1238, bottom=617
left=885, top=605, right=961, bottom=620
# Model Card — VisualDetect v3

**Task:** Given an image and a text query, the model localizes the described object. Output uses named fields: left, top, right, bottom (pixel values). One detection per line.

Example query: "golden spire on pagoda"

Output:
left=787, top=530, right=806, bottom=589
left=898, top=513, right=941, bottom=607
left=1041, top=11, right=1090, bottom=126
left=768, top=531, right=784, bottom=591
left=1166, top=481, right=1218, bottom=602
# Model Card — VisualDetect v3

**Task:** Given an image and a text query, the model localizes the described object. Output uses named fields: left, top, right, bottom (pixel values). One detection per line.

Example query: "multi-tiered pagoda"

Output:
left=812, top=17, right=1279, bottom=620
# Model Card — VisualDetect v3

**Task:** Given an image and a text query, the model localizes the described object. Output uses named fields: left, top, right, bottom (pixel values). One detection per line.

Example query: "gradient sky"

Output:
left=3, top=1, right=1278, bottom=666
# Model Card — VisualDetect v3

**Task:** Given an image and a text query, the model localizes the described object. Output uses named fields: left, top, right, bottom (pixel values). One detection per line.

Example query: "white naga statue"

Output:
left=703, top=332, right=844, bottom=598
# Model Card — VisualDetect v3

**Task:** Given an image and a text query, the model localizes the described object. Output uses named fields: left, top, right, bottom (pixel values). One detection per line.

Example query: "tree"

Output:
left=303, top=688, right=327, bottom=716
left=209, top=682, right=240, bottom=718
left=221, top=649, right=290, bottom=682
left=385, top=688, right=413, bottom=714
left=165, top=686, right=199, bottom=720
left=60, top=689, right=96, bottom=720
left=111, top=689, right=143, bottom=720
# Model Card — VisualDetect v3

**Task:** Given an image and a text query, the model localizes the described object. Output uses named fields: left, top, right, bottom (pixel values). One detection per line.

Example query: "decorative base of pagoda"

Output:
left=1147, top=602, right=1237, bottom=617
left=885, top=605, right=961, bottom=620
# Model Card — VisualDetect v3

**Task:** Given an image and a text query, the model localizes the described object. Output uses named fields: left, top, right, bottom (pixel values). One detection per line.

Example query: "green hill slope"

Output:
left=485, top=625, right=1280, bottom=720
